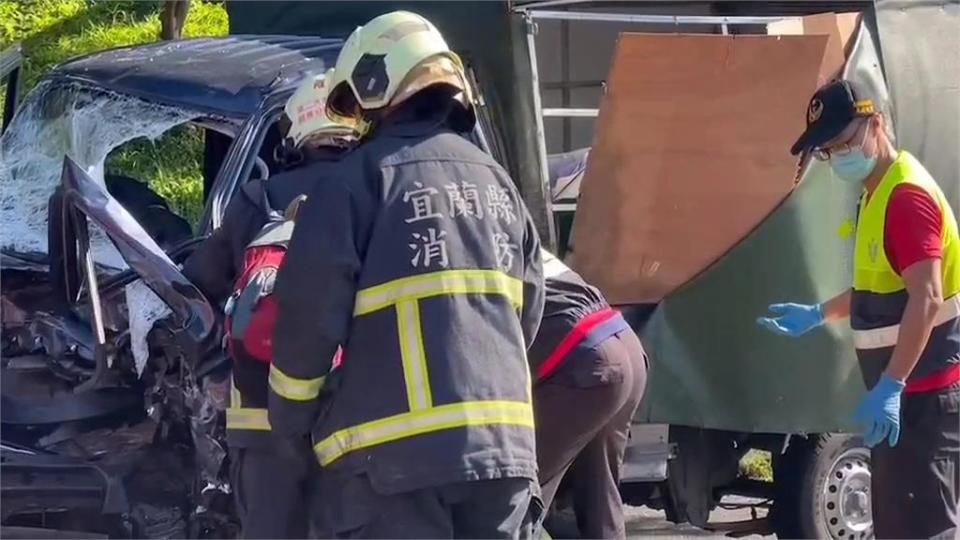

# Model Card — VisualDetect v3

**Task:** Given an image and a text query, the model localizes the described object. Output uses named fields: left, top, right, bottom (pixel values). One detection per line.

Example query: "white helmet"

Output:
left=284, top=70, right=358, bottom=148
left=325, top=11, right=473, bottom=122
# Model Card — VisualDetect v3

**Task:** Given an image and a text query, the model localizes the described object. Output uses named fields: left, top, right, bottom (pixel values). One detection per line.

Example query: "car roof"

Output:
left=50, top=35, right=343, bottom=118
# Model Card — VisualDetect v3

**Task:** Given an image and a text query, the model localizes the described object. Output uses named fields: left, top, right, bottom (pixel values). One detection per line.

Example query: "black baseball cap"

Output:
left=790, top=79, right=877, bottom=155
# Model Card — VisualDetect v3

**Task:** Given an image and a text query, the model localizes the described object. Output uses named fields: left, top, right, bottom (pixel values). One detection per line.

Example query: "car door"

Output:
left=58, top=156, right=217, bottom=350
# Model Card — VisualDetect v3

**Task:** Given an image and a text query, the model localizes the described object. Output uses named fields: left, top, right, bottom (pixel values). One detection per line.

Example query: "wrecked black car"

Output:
left=0, top=36, right=344, bottom=538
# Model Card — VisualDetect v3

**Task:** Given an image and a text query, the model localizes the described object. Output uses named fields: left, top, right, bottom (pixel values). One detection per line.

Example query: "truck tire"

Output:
left=773, top=433, right=873, bottom=540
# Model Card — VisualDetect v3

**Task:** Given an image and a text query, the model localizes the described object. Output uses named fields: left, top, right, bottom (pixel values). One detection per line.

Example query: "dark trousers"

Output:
left=872, top=383, right=959, bottom=539
left=318, top=473, right=543, bottom=539
left=534, top=329, right=648, bottom=540
left=230, top=439, right=318, bottom=539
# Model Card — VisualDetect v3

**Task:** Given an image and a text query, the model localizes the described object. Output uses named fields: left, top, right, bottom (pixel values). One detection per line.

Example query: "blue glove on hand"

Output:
left=756, top=303, right=824, bottom=337
left=854, top=374, right=904, bottom=448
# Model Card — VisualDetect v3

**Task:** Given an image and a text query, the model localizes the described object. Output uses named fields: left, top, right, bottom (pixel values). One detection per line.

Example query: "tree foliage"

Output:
left=1, top=0, right=228, bottom=225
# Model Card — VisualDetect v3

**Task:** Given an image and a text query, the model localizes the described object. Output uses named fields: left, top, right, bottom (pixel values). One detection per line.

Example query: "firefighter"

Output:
left=759, top=79, right=959, bottom=539
left=182, top=72, right=358, bottom=539
left=268, top=11, right=546, bottom=539
left=532, top=249, right=647, bottom=540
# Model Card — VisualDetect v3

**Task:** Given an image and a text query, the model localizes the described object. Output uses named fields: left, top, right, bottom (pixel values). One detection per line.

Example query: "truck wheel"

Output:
left=774, top=433, right=874, bottom=540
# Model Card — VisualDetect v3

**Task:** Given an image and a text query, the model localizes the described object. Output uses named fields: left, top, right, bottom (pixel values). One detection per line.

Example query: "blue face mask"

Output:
left=830, top=149, right=877, bottom=184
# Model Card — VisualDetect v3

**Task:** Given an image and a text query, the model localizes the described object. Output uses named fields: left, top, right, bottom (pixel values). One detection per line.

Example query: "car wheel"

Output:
left=774, top=433, right=874, bottom=540
left=811, top=435, right=873, bottom=540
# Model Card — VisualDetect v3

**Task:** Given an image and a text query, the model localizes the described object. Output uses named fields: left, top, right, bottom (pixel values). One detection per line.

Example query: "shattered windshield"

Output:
left=0, top=80, right=200, bottom=372
left=0, top=80, right=196, bottom=261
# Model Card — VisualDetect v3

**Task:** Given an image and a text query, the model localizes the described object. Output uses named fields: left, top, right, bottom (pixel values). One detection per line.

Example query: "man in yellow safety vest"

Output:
left=759, top=79, right=959, bottom=539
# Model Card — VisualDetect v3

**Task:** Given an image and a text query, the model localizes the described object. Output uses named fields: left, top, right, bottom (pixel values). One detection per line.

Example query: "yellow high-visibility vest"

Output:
left=850, top=151, right=960, bottom=385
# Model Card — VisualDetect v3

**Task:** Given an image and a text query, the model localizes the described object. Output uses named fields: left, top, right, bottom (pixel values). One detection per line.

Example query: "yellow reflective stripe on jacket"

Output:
left=397, top=300, right=432, bottom=410
left=231, top=377, right=242, bottom=407
left=354, top=269, right=523, bottom=315
left=269, top=364, right=326, bottom=401
left=226, top=408, right=271, bottom=431
left=313, top=400, right=534, bottom=466
left=326, top=269, right=531, bottom=465
left=226, top=377, right=271, bottom=431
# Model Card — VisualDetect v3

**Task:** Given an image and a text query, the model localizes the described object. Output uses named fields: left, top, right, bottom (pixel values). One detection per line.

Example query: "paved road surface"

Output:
left=625, top=497, right=774, bottom=538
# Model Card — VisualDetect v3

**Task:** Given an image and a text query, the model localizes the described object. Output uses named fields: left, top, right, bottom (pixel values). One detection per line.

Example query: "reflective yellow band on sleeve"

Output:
left=226, top=407, right=272, bottom=431
left=314, top=400, right=534, bottom=466
left=355, top=269, right=523, bottom=315
left=227, top=377, right=271, bottom=430
left=269, top=364, right=326, bottom=401
left=230, top=378, right=241, bottom=406
left=397, top=300, right=432, bottom=410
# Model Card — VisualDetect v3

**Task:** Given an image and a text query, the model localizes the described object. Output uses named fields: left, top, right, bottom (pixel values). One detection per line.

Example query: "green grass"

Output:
left=107, top=124, right=207, bottom=226
left=740, top=449, right=774, bottom=482
left=1, top=0, right=228, bottom=227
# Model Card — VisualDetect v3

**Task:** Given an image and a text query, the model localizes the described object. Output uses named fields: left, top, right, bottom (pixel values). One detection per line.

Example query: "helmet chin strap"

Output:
left=354, top=115, right=376, bottom=138
left=447, top=89, right=477, bottom=133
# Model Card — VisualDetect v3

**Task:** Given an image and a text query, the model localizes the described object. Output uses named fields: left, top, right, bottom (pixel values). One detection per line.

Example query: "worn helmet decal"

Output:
left=284, top=70, right=358, bottom=148
left=329, top=11, right=472, bottom=118
left=352, top=54, right=389, bottom=101
left=379, top=19, right=430, bottom=41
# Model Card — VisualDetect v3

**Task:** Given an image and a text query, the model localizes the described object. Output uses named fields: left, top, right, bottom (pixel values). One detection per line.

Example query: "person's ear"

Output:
left=866, top=114, right=890, bottom=156
left=862, top=114, right=880, bottom=145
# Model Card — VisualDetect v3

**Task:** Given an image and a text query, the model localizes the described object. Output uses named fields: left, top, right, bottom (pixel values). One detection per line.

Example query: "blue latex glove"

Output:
left=756, top=303, right=824, bottom=337
left=853, top=374, right=904, bottom=448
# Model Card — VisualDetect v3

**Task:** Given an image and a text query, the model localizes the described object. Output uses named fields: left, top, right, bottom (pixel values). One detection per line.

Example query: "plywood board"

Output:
left=768, top=12, right=861, bottom=86
left=569, top=33, right=829, bottom=304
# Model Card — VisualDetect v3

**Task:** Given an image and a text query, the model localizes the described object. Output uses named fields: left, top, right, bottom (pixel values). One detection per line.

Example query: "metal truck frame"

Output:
left=513, top=2, right=958, bottom=538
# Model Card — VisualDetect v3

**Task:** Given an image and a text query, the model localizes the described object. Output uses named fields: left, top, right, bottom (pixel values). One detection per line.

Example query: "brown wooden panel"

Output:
left=768, top=12, right=861, bottom=86
left=569, top=33, right=829, bottom=304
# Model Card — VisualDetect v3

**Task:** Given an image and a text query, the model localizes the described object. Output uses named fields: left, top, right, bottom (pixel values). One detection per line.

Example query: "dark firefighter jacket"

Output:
left=268, top=105, right=546, bottom=495
left=528, top=249, right=630, bottom=381
left=182, top=157, right=344, bottom=447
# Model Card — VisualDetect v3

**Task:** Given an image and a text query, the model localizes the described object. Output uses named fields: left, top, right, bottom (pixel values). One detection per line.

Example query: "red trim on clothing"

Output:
left=332, top=347, right=343, bottom=369
left=884, top=184, right=943, bottom=274
left=537, top=308, right=619, bottom=380
left=906, top=364, right=960, bottom=394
